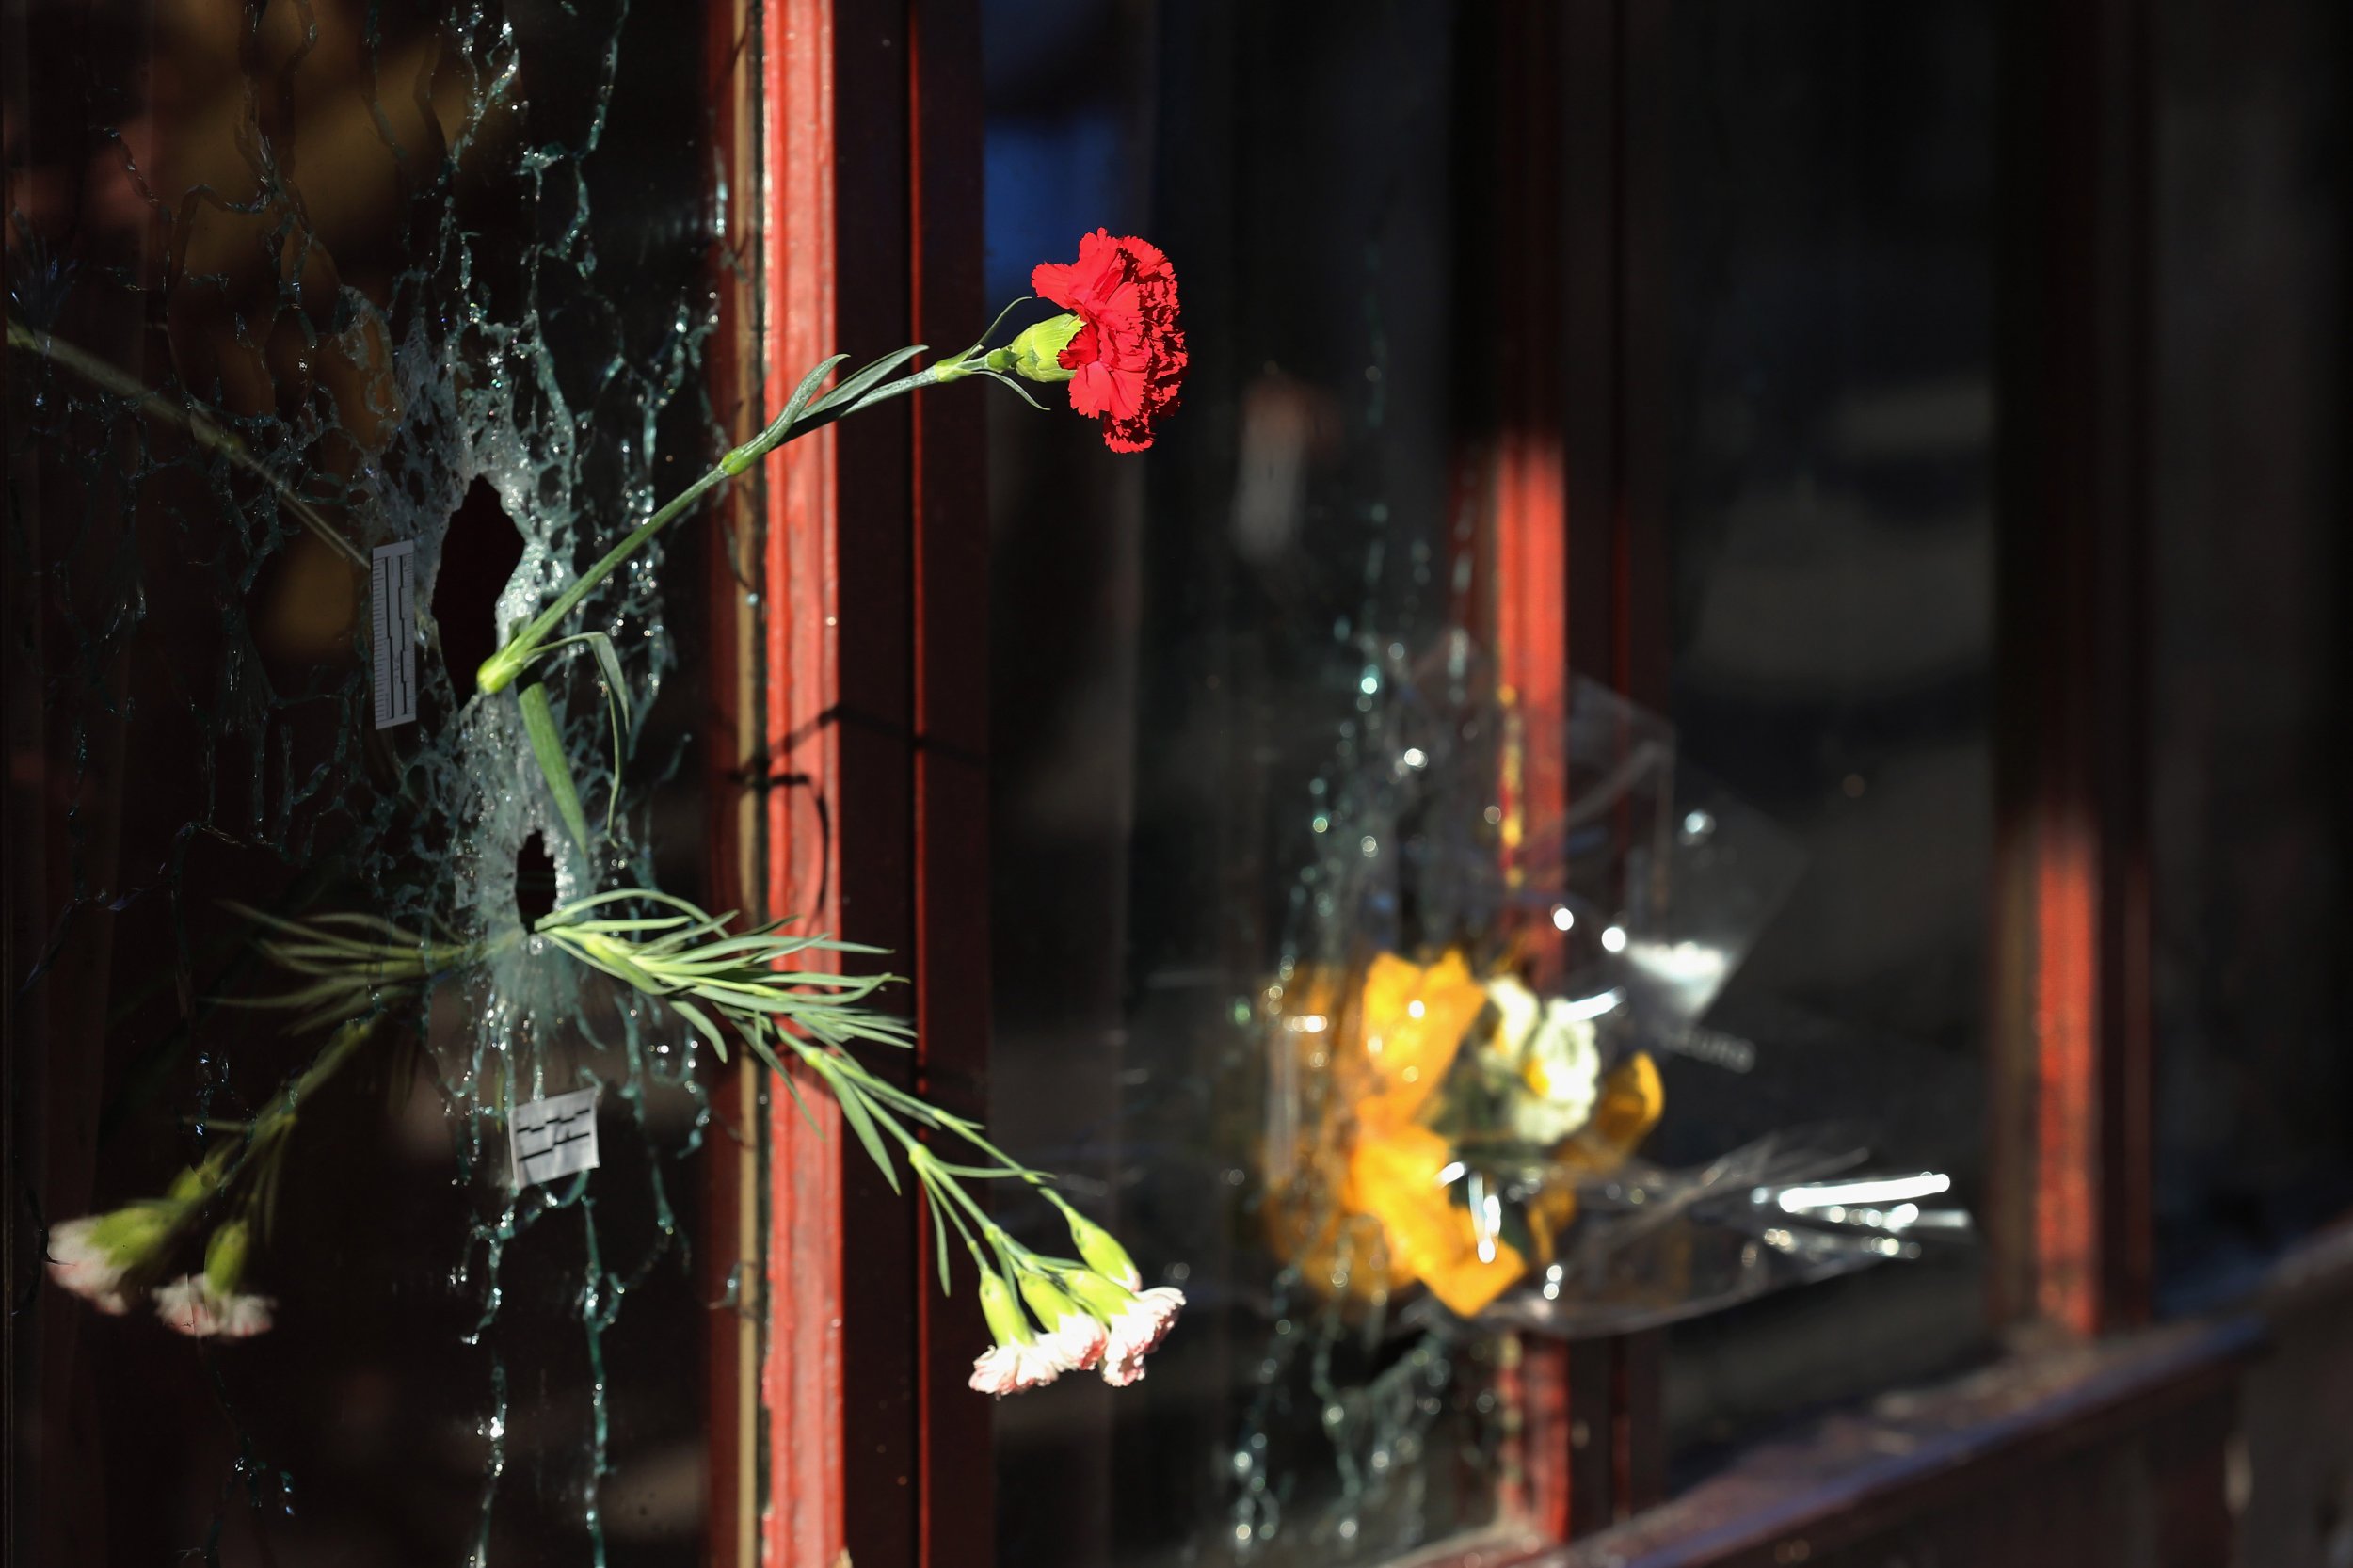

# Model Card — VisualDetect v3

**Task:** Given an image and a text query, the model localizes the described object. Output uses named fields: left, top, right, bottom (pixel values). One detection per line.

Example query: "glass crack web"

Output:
left=1214, top=82, right=1516, bottom=1563
left=6, top=1, right=728, bottom=1562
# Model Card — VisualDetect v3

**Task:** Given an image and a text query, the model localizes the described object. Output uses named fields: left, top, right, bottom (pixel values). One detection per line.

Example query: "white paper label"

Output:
left=371, top=540, right=417, bottom=728
left=511, top=1087, right=600, bottom=1188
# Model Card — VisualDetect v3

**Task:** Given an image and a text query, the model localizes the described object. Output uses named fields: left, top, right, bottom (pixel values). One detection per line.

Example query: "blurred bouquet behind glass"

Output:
left=1260, top=637, right=1969, bottom=1338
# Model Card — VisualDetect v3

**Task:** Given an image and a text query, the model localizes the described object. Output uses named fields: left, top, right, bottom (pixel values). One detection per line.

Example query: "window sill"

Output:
left=1537, top=1216, right=2353, bottom=1568
left=1537, top=1314, right=2258, bottom=1568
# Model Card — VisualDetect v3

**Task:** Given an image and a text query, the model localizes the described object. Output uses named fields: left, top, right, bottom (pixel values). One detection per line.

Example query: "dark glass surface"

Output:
left=1654, top=2, right=1999, bottom=1476
left=2147, top=0, right=2353, bottom=1309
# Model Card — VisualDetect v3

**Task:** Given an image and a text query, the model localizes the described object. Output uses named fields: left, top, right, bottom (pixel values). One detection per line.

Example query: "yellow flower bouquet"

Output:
left=1264, top=945, right=1667, bottom=1321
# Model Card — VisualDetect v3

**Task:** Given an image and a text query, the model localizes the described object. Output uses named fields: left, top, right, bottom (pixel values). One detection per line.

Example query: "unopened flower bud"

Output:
left=89, top=1202, right=173, bottom=1262
left=204, top=1222, right=251, bottom=1298
left=977, top=1268, right=1033, bottom=1348
left=1018, top=1272, right=1083, bottom=1329
left=1019, top=1271, right=1108, bottom=1374
left=1063, top=1210, right=1142, bottom=1289
left=970, top=1268, right=1064, bottom=1395
left=1059, top=1267, right=1137, bottom=1320
left=48, top=1207, right=172, bottom=1315
left=167, top=1145, right=235, bottom=1204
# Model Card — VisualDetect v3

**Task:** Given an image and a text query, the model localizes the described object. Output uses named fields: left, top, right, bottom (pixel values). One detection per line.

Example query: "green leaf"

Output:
left=811, top=345, right=926, bottom=415
left=519, top=682, right=595, bottom=863
left=824, top=1068, right=903, bottom=1194
left=771, top=1052, right=824, bottom=1137
left=555, top=916, right=696, bottom=936
left=531, top=632, right=635, bottom=729
left=640, top=911, right=740, bottom=952
left=776, top=1054, right=824, bottom=1129
left=686, top=984, right=878, bottom=1016
left=779, top=353, right=847, bottom=436
left=661, top=932, right=828, bottom=962
left=542, top=888, right=722, bottom=929
left=930, top=1161, right=1020, bottom=1180
left=522, top=632, right=637, bottom=840
left=983, top=371, right=1052, bottom=412
left=966, top=294, right=1036, bottom=357
left=301, top=910, right=434, bottom=940
left=564, top=938, right=670, bottom=996
left=670, top=998, right=730, bottom=1063
left=582, top=632, right=632, bottom=838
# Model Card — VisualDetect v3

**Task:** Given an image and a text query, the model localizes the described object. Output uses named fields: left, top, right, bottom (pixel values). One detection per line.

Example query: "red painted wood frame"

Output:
left=1474, top=0, right=1673, bottom=1547
left=1989, top=0, right=2156, bottom=1340
left=703, top=1, right=989, bottom=1564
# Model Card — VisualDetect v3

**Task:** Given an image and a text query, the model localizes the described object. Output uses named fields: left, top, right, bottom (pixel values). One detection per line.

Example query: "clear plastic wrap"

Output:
left=1259, top=644, right=1971, bottom=1338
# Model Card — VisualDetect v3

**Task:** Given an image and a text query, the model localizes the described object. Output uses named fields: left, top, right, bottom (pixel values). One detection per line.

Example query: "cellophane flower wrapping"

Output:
left=1259, top=641, right=1970, bottom=1339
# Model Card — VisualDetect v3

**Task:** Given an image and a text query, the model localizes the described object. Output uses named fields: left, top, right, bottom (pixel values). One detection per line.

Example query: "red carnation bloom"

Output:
left=1030, top=230, right=1186, bottom=452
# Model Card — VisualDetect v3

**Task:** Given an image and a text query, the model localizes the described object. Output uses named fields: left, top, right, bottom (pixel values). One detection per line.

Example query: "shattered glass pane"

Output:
left=8, top=0, right=724, bottom=1560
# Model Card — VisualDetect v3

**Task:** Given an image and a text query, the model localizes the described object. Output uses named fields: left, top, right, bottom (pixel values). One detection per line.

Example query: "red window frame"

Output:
left=696, top=2, right=2176, bottom=1564
left=1478, top=0, right=1676, bottom=1543
left=703, top=2, right=990, bottom=1565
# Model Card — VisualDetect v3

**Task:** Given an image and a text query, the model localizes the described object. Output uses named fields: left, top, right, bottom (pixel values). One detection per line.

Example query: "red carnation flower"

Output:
left=1029, top=230, right=1186, bottom=452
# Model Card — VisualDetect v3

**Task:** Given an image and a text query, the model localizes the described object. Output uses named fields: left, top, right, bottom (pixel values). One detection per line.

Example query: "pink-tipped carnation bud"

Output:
left=1099, top=1287, right=1185, bottom=1387
left=47, top=1218, right=135, bottom=1316
left=1058, top=1267, right=1184, bottom=1387
left=47, top=1204, right=176, bottom=1316
left=1019, top=1272, right=1108, bottom=1374
left=155, top=1220, right=274, bottom=1339
left=1062, top=1210, right=1143, bottom=1290
left=154, top=1275, right=274, bottom=1339
left=968, top=1269, right=1062, bottom=1397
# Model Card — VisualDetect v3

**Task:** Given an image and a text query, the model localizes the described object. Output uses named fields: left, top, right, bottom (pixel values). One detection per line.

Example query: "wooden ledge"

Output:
left=1539, top=1315, right=2264, bottom=1568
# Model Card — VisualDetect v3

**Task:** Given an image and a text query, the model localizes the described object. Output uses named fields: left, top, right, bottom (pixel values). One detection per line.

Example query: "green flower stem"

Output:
left=528, top=889, right=1098, bottom=1302
left=793, top=1041, right=1020, bottom=1275
left=780, top=1032, right=1059, bottom=1283
left=853, top=1070, right=1051, bottom=1192
left=230, top=892, right=1140, bottom=1326
left=911, top=1150, right=992, bottom=1260
left=242, top=1015, right=378, bottom=1164
left=148, top=1013, right=385, bottom=1256
left=476, top=352, right=981, bottom=697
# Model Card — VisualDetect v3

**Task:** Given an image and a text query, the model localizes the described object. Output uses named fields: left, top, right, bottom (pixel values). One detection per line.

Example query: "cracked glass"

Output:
left=7, top=0, right=723, bottom=1561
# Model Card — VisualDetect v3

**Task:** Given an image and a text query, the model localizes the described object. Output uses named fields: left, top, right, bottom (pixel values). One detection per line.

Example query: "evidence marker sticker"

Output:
left=371, top=540, right=418, bottom=728
left=511, top=1086, right=600, bottom=1188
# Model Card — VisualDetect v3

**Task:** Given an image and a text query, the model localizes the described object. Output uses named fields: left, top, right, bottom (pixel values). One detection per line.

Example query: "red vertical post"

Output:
left=760, top=3, right=850, bottom=1564
left=1991, top=0, right=2155, bottom=1339
left=1488, top=0, right=1576, bottom=1542
left=1489, top=0, right=1674, bottom=1541
left=745, top=3, right=991, bottom=1563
